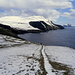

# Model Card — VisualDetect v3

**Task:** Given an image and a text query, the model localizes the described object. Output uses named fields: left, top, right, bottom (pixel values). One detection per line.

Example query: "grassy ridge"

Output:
left=0, top=27, right=21, bottom=39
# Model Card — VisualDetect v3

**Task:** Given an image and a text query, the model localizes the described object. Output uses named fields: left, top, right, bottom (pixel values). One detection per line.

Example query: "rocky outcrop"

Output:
left=29, top=21, right=52, bottom=31
left=51, top=21, right=64, bottom=29
left=0, top=23, right=27, bottom=34
left=0, top=24, right=11, bottom=30
left=29, top=21, right=64, bottom=31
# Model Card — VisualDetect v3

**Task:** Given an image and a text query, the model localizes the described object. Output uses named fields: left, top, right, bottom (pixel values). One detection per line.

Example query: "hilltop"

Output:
left=0, top=16, right=64, bottom=34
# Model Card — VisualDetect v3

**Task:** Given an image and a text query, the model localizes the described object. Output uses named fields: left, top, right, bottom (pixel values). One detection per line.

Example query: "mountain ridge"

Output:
left=0, top=16, right=64, bottom=34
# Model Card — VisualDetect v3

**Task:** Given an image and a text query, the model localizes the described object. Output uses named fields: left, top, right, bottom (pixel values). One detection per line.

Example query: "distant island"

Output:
left=63, top=24, right=72, bottom=27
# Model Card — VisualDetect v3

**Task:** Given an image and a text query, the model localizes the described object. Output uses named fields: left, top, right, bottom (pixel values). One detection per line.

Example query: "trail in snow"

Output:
left=41, top=45, right=55, bottom=75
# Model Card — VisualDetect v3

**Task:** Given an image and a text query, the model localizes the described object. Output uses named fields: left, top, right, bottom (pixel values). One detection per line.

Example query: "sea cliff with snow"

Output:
left=0, top=16, right=64, bottom=34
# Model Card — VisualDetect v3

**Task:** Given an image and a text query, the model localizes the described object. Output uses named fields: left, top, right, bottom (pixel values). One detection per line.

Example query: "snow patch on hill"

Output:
left=0, top=34, right=27, bottom=48
left=0, top=16, right=49, bottom=30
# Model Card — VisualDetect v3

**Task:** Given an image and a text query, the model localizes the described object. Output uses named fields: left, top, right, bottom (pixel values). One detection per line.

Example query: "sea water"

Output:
left=19, top=27, right=75, bottom=49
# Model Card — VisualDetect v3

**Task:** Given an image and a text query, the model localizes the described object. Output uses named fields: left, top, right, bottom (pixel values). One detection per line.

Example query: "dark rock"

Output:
left=51, top=21, right=64, bottom=29
left=29, top=21, right=46, bottom=31
left=29, top=21, right=53, bottom=31
left=40, top=21, right=53, bottom=30
left=0, top=23, right=11, bottom=30
left=63, top=24, right=72, bottom=27
left=10, top=28, right=28, bottom=34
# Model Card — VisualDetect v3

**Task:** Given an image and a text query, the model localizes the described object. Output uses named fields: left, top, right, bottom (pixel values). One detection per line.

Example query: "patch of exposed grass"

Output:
left=53, top=62, right=70, bottom=70
left=50, top=61, right=71, bottom=73
left=0, top=27, right=25, bottom=40
left=0, top=28, right=16, bottom=37
left=51, top=61, right=75, bottom=75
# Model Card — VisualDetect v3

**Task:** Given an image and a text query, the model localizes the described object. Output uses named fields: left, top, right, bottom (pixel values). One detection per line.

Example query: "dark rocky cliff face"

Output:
left=0, top=24, right=11, bottom=30
left=29, top=21, right=64, bottom=31
left=51, top=21, right=64, bottom=29
left=29, top=21, right=52, bottom=31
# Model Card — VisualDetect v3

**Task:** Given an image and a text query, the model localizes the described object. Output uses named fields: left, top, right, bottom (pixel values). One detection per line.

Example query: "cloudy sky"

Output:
left=0, top=0, right=75, bottom=25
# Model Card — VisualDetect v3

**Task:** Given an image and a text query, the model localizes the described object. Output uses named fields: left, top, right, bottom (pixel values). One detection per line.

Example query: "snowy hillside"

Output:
left=0, top=16, right=61, bottom=32
left=0, top=34, right=28, bottom=48
left=0, top=16, right=48, bottom=30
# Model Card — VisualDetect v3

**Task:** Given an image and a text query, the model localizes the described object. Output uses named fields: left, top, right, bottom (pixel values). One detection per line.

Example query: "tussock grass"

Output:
left=0, top=27, right=24, bottom=40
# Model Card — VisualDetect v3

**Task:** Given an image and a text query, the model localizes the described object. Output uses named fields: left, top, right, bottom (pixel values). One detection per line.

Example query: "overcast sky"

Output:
left=0, top=0, right=75, bottom=25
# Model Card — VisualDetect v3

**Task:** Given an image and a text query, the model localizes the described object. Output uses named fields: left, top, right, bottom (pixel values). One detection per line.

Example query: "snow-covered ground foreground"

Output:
left=0, top=44, right=42, bottom=75
left=45, top=46, right=75, bottom=75
left=45, top=46, right=75, bottom=68
left=0, top=34, right=43, bottom=75
left=0, top=34, right=75, bottom=75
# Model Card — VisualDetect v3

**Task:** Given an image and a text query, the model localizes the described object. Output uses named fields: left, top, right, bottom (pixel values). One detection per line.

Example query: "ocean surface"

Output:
left=19, top=27, right=75, bottom=49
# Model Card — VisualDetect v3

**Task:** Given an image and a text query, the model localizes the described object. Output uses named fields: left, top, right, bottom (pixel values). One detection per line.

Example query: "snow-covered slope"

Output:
left=0, top=16, right=49, bottom=30
left=0, top=34, right=27, bottom=48
left=0, top=16, right=59, bottom=32
left=45, top=46, right=75, bottom=74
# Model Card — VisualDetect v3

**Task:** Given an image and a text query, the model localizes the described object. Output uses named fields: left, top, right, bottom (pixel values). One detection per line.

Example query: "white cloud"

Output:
left=34, top=8, right=61, bottom=20
left=0, top=9, right=28, bottom=17
left=63, top=9, right=75, bottom=18
left=0, top=0, right=73, bottom=9
left=0, top=0, right=73, bottom=20
left=0, top=9, right=60, bottom=20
